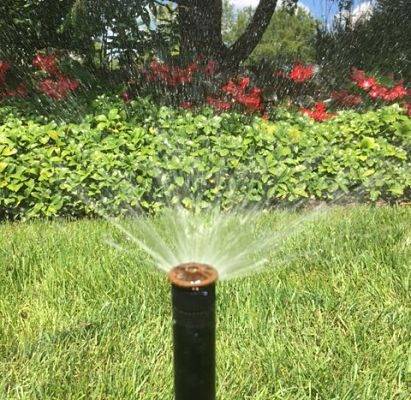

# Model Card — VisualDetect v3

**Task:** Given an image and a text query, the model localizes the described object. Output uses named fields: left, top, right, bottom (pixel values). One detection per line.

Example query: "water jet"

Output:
left=169, top=262, right=218, bottom=400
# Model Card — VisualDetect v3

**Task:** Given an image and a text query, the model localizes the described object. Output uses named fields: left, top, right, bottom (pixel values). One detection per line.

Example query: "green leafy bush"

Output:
left=0, top=98, right=410, bottom=220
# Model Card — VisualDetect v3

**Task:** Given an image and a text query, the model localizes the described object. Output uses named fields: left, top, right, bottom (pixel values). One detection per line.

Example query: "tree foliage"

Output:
left=0, top=1, right=77, bottom=62
left=222, top=2, right=317, bottom=66
left=317, top=0, right=411, bottom=80
left=1, top=0, right=409, bottom=76
left=0, top=0, right=284, bottom=70
left=0, top=0, right=172, bottom=69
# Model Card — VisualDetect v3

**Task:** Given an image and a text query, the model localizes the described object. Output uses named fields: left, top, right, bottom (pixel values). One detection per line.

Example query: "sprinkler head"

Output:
left=169, top=262, right=218, bottom=400
left=169, top=262, right=218, bottom=289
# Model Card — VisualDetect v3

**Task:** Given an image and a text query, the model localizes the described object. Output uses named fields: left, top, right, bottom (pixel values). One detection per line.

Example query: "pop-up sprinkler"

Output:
left=168, top=262, right=218, bottom=400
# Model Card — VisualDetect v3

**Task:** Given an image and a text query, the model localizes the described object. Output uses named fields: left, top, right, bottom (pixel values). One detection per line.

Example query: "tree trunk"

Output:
left=177, top=0, right=278, bottom=68
left=177, top=0, right=225, bottom=61
left=227, top=0, right=278, bottom=67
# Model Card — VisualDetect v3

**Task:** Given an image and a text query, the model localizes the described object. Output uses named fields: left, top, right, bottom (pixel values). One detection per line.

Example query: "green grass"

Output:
left=0, top=206, right=410, bottom=399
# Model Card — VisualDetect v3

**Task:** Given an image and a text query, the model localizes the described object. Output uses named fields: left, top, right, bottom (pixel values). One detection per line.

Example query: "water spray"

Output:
left=103, top=206, right=324, bottom=398
left=168, top=262, right=218, bottom=400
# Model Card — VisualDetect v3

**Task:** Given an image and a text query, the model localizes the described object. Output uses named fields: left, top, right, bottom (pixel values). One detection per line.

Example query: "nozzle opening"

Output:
left=169, top=263, right=218, bottom=289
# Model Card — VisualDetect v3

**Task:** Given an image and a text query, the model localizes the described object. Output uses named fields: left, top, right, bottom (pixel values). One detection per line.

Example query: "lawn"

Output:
left=0, top=206, right=410, bottom=399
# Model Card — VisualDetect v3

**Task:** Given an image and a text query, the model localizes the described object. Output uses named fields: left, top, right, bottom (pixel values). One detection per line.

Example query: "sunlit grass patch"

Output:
left=0, top=206, right=409, bottom=399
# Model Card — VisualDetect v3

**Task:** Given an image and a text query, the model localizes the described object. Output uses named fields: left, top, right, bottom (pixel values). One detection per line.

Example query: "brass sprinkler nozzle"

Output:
left=168, top=262, right=218, bottom=289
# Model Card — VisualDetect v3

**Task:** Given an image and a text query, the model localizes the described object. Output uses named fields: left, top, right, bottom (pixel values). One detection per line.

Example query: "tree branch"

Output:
left=228, top=0, right=278, bottom=66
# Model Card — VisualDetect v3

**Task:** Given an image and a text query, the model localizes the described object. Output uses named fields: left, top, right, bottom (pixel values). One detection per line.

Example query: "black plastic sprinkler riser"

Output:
left=169, top=263, right=218, bottom=400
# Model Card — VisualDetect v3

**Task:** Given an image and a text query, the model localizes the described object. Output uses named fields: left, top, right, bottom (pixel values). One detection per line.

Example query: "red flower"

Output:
left=177, top=68, right=193, bottom=84
left=331, top=90, right=362, bottom=107
left=0, top=60, right=11, bottom=85
left=236, top=94, right=262, bottom=111
left=351, top=67, right=367, bottom=83
left=148, top=59, right=196, bottom=86
left=383, top=84, right=407, bottom=102
left=149, top=60, right=170, bottom=83
left=314, top=102, right=326, bottom=113
left=38, top=76, right=79, bottom=99
left=15, top=83, right=28, bottom=97
left=221, top=77, right=263, bottom=112
left=180, top=101, right=193, bottom=109
left=357, top=77, right=377, bottom=91
left=58, top=76, right=79, bottom=91
left=368, top=84, right=388, bottom=100
left=301, top=102, right=334, bottom=122
left=0, top=60, right=10, bottom=73
left=351, top=68, right=378, bottom=91
left=203, top=60, right=218, bottom=76
left=5, top=83, right=28, bottom=98
left=207, top=97, right=232, bottom=111
left=174, top=68, right=193, bottom=85
left=289, top=64, right=314, bottom=83
left=248, top=87, right=262, bottom=97
left=32, top=53, right=60, bottom=76
left=187, top=62, right=199, bottom=75
left=221, top=80, right=241, bottom=97
left=236, top=87, right=263, bottom=111
left=238, top=76, right=250, bottom=90
left=121, top=91, right=132, bottom=102
left=222, top=76, right=250, bottom=96
left=38, top=79, right=64, bottom=99
left=150, top=60, right=170, bottom=75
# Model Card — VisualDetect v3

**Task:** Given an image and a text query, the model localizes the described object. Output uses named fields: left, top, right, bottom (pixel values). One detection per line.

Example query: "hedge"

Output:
left=0, top=97, right=410, bottom=220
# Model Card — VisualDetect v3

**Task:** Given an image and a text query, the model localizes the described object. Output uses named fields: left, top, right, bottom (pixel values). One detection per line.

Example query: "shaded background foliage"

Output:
left=317, top=0, right=411, bottom=81
left=222, top=2, right=317, bottom=67
left=1, top=1, right=409, bottom=80
left=0, top=0, right=176, bottom=71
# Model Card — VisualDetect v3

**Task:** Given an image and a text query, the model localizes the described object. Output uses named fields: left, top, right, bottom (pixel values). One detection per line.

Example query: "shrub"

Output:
left=0, top=98, right=410, bottom=220
left=129, top=59, right=411, bottom=118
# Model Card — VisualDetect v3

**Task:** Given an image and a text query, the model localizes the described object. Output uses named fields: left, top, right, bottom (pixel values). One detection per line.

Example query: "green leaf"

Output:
left=2, top=147, right=17, bottom=156
left=95, top=114, right=108, bottom=122
left=7, top=182, right=23, bottom=192
left=0, top=161, right=8, bottom=172
left=389, top=185, right=404, bottom=196
left=108, top=108, right=120, bottom=121
left=175, top=177, right=184, bottom=187
left=48, top=130, right=60, bottom=141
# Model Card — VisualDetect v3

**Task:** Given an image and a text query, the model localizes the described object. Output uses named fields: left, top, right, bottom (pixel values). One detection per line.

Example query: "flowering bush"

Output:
left=350, top=68, right=408, bottom=103
left=126, top=57, right=266, bottom=114
left=144, top=59, right=197, bottom=86
left=37, top=77, right=78, bottom=100
left=221, top=77, right=263, bottom=112
left=0, top=52, right=80, bottom=102
left=33, top=53, right=79, bottom=99
left=127, top=58, right=410, bottom=121
left=288, top=63, right=315, bottom=83
left=206, top=97, right=232, bottom=111
left=32, top=53, right=61, bottom=76
left=300, top=102, right=335, bottom=122
left=0, top=61, right=28, bottom=101
left=0, top=61, right=11, bottom=86
left=1, top=53, right=410, bottom=121
left=331, top=90, right=363, bottom=107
